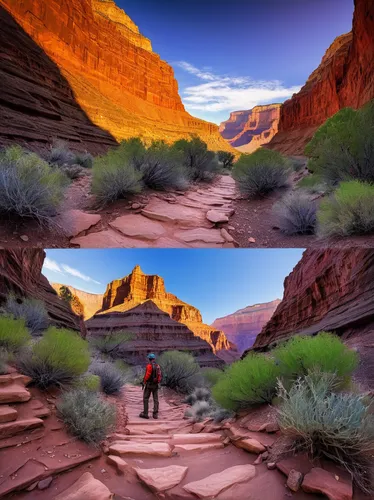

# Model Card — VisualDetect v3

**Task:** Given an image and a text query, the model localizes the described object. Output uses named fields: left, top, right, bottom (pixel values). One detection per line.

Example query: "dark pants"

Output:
left=143, top=383, right=159, bottom=415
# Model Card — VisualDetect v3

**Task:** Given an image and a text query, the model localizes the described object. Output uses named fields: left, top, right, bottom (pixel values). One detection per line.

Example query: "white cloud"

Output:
left=42, top=258, right=100, bottom=285
left=175, top=61, right=301, bottom=119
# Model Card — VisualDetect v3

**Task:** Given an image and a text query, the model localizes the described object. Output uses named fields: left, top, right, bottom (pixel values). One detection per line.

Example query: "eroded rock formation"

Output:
left=0, top=250, right=80, bottom=331
left=219, top=105, right=281, bottom=153
left=251, top=249, right=374, bottom=351
left=268, top=0, right=374, bottom=154
left=51, top=283, right=103, bottom=320
left=86, top=300, right=223, bottom=367
left=212, top=300, right=281, bottom=354
left=0, top=0, right=232, bottom=153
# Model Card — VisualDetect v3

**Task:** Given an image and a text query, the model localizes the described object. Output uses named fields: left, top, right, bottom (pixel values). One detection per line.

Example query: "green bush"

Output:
left=173, top=136, right=220, bottom=181
left=0, top=316, right=31, bottom=351
left=212, top=354, right=279, bottom=410
left=201, top=367, right=224, bottom=386
left=277, top=373, right=374, bottom=494
left=275, top=192, right=317, bottom=235
left=317, top=181, right=374, bottom=237
left=0, top=146, right=69, bottom=224
left=76, top=373, right=100, bottom=392
left=218, top=151, right=235, bottom=169
left=4, top=295, right=49, bottom=335
left=273, top=332, right=359, bottom=383
left=17, top=327, right=90, bottom=388
left=57, top=389, right=116, bottom=445
left=159, top=350, right=201, bottom=393
left=233, top=149, right=290, bottom=198
left=116, top=137, right=147, bottom=169
left=92, top=362, right=124, bottom=395
left=92, top=147, right=142, bottom=205
left=74, top=152, right=94, bottom=169
left=305, top=102, right=374, bottom=184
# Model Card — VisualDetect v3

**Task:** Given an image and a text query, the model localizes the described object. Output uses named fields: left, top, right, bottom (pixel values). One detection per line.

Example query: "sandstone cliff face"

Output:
left=97, top=265, right=233, bottom=355
left=268, top=0, right=374, bottom=154
left=0, top=250, right=80, bottom=332
left=212, top=299, right=281, bottom=353
left=51, top=283, right=103, bottom=320
left=251, top=249, right=374, bottom=352
left=86, top=300, right=223, bottom=367
left=219, top=105, right=281, bottom=153
left=0, top=0, right=232, bottom=152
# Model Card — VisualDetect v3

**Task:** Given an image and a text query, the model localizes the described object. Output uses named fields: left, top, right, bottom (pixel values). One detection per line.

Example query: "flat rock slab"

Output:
left=54, top=472, right=112, bottom=500
left=135, top=465, right=188, bottom=492
left=0, top=383, right=31, bottom=404
left=109, top=214, right=166, bottom=241
left=0, top=417, right=44, bottom=438
left=59, top=210, right=101, bottom=238
left=233, top=438, right=266, bottom=454
left=0, top=373, right=32, bottom=386
left=109, top=442, right=173, bottom=457
left=183, top=464, right=256, bottom=499
left=276, top=454, right=314, bottom=476
left=142, top=199, right=208, bottom=228
left=302, top=468, right=353, bottom=500
left=172, top=433, right=223, bottom=445
left=174, top=228, right=225, bottom=244
left=206, top=210, right=229, bottom=223
left=174, top=442, right=224, bottom=452
left=107, top=455, right=131, bottom=474
left=71, top=229, right=150, bottom=248
left=0, top=405, right=17, bottom=423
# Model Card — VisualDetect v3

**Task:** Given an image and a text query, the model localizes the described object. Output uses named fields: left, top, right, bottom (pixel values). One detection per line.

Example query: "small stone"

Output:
left=20, top=235, right=29, bottom=242
left=220, top=228, right=234, bottom=243
left=267, top=462, right=277, bottom=470
left=228, top=226, right=235, bottom=231
left=254, top=455, right=263, bottom=465
left=101, top=469, right=106, bottom=474
left=38, top=477, right=53, bottom=490
left=248, top=237, right=256, bottom=244
left=265, top=422, right=280, bottom=433
left=26, top=482, right=38, bottom=491
left=287, top=470, right=303, bottom=492
left=261, top=451, right=269, bottom=461
left=132, top=203, right=141, bottom=209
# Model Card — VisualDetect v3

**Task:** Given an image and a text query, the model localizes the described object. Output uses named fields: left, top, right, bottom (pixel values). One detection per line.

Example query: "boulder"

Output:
left=206, top=210, right=229, bottom=224
left=54, top=472, right=112, bottom=500
left=135, top=465, right=188, bottom=492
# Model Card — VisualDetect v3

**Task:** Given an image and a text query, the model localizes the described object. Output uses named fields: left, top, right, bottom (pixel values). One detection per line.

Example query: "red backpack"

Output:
left=151, top=363, right=162, bottom=384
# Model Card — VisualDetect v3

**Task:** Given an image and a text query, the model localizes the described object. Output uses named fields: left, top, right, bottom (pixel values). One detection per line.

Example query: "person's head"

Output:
left=147, top=353, right=156, bottom=362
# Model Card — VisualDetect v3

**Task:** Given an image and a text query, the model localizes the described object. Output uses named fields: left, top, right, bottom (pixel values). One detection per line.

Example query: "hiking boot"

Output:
left=153, top=413, right=159, bottom=419
left=139, top=412, right=149, bottom=419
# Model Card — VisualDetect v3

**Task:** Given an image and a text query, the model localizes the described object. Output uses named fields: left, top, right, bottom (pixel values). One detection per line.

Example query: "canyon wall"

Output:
left=212, top=299, right=281, bottom=353
left=250, top=249, right=374, bottom=352
left=51, top=283, right=103, bottom=320
left=0, top=0, right=232, bottom=153
left=268, top=0, right=374, bottom=154
left=0, top=250, right=80, bottom=332
left=96, top=265, right=235, bottom=357
left=219, top=104, right=281, bottom=153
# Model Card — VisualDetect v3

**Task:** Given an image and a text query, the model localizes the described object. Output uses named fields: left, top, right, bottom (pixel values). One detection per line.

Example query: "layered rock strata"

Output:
left=0, top=0, right=232, bottom=152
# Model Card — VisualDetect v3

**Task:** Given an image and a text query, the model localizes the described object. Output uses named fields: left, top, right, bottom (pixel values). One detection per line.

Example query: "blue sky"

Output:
left=118, top=0, right=354, bottom=124
left=43, top=249, right=304, bottom=324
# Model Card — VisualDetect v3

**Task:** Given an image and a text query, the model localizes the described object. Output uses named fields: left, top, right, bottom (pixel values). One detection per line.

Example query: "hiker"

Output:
left=139, top=353, right=162, bottom=420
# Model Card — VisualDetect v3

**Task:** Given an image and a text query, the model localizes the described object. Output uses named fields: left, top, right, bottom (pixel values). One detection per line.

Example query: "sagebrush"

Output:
left=158, top=351, right=201, bottom=393
left=4, top=295, right=49, bottom=335
left=92, top=363, right=124, bottom=395
left=276, top=192, right=317, bottom=235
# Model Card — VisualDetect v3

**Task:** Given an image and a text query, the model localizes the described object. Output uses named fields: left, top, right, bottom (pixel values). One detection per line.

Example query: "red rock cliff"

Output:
left=0, top=0, right=232, bottom=152
left=251, top=249, right=374, bottom=352
left=0, top=250, right=80, bottom=332
left=97, top=265, right=233, bottom=355
left=267, top=0, right=374, bottom=155
left=212, top=299, right=281, bottom=353
left=51, top=283, right=104, bottom=320
left=220, top=104, right=281, bottom=153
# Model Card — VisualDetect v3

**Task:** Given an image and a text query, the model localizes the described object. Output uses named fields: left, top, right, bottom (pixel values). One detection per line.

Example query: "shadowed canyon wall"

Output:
left=212, top=299, right=281, bottom=354
left=51, top=283, right=104, bottom=320
left=0, top=0, right=232, bottom=153
left=268, top=0, right=374, bottom=154
left=219, top=104, right=281, bottom=153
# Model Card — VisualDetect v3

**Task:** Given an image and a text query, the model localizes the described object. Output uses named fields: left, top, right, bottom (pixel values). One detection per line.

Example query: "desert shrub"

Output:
left=17, top=327, right=90, bottom=388
left=76, top=374, right=100, bottom=392
left=211, top=407, right=234, bottom=423
left=173, top=136, right=220, bottom=181
left=138, top=141, right=188, bottom=191
left=117, top=137, right=147, bottom=169
left=185, top=400, right=212, bottom=421
left=273, top=332, right=359, bottom=384
left=277, top=373, right=374, bottom=494
left=233, top=149, right=290, bottom=198
left=275, top=192, right=317, bottom=235
left=92, top=149, right=142, bottom=205
left=290, top=157, right=307, bottom=172
left=91, top=331, right=133, bottom=357
left=74, top=152, right=94, bottom=169
left=317, top=181, right=374, bottom=237
left=49, top=139, right=75, bottom=166
left=184, top=386, right=211, bottom=406
left=60, top=165, right=85, bottom=180
left=159, top=351, right=201, bottom=393
left=92, top=363, right=124, bottom=395
left=298, top=174, right=329, bottom=194
left=0, top=145, right=68, bottom=224
left=212, top=354, right=279, bottom=411
left=114, top=359, right=131, bottom=373
left=218, top=151, right=235, bottom=169
left=305, top=102, right=374, bottom=185
left=0, top=316, right=31, bottom=351
left=0, top=349, right=9, bottom=374
left=201, top=367, right=224, bottom=386
left=57, top=389, right=116, bottom=445
left=4, top=295, right=49, bottom=335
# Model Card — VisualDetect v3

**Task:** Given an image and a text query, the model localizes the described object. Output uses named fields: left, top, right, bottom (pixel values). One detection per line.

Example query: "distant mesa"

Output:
left=212, top=299, right=281, bottom=354
left=219, top=104, right=281, bottom=153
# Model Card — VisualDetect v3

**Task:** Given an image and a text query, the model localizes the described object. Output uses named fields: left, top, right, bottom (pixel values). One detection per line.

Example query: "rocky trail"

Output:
left=0, top=379, right=361, bottom=500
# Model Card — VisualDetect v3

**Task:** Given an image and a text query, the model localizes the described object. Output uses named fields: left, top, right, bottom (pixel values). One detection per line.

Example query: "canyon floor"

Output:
left=1, top=378, right=363, bottom=500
